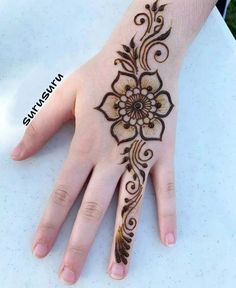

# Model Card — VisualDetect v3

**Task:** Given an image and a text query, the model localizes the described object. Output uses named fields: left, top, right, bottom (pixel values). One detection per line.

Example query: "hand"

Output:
left=11, top=0, right=216, bottom=285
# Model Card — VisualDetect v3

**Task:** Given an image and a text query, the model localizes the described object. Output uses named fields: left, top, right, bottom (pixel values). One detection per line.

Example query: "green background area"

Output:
left=226, top=0, right=236, bottom=38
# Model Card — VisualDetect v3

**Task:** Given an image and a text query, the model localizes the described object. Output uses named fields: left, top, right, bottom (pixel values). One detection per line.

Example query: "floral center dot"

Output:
left=133, top=101, right=143, bottom=110
left=147, top=86, right=152, bottom=91
left=148, top=122, right=155, bottom=128
left=156, top=102, right=162, bottom=109
left=113, top=103, right=119, bottom=109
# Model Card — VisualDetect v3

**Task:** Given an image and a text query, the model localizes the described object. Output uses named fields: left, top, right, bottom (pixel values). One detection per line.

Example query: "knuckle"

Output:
left=38, top=221, right=56, bottom=232
left=160, top=211, right=176, bottom=220
left=51, top=185, right=72, bottom=207
left=81, top=201, right=104, bottom=221
left=26, top=123, right=37, bottom=138
left=166, top=182, right=176, bottom=198
left=159, top=182, right=176, bottom=199
left=67, top=244, right=88, bottom=257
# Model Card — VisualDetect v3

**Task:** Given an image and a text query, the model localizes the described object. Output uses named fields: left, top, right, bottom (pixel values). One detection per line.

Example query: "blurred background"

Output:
left=217, top=0, right=236, bottom=38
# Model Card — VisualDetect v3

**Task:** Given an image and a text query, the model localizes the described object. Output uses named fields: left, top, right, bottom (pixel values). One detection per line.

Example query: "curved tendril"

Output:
left=131, top=141, right=141, bottom=174
left=138, top=147, right=153, bottom=162
left=144, top=41, right=169, bottom=70
left=134, top=13, right=151, bottom=42
left=135, top=142, right=147, bottom=166
left=123, top=192, right=142, bottom=232
left=130, top=140, right=140, bottom=178
left=125, top=180, right=139, bottom=195
left=147, top=6, right=153, bottom=34
left=138, top=16, right=165, bottom=70
left=154, top=15, right=164, bottom=33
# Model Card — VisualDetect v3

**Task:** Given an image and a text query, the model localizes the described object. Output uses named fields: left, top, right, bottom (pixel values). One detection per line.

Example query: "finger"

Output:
left=59, top=162, right=122, bottom=285
left=31, top=134, right=93, bottom=258
left=150, top=159, right=176, bottom=247
left=108, top=171, right=148, bottom=280
left=107, top=140, right=153, bottom=280
left=11, top=72, right=78, bottom=160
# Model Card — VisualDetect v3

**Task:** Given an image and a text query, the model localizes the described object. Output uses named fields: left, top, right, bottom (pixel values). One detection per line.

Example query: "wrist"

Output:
left=100, top=1, right=185, bottom=78
left=101, top=0, right=216, bottom=67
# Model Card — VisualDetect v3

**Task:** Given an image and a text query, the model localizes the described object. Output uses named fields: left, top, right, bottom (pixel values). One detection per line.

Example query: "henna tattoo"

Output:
left=115, top=140, right=153, bottom=264
left=135, top=2, right=171, bottom=70
left=94, top=0, right=173, bottom=265
left=114, top=37, right=139, bottom=74
left=95, top=70, right=173, bottom=144
left=95, top=0, right=173, bottom=145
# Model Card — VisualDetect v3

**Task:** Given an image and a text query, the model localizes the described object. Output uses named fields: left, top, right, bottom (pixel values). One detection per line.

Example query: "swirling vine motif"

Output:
left=115, top=0, right=171, bottom=72
left=115, top=140, right=153, bottom=264
left=94, top=0, right=173, bottom=266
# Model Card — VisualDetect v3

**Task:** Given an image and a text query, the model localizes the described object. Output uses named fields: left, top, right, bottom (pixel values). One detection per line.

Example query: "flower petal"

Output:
left=112, top=71, right=138, bottom=95
left=154, top=90, right=174, bottom=117
left=139, top=70, right=163, bottom=93
left=140, top=117, right=165, bottom=141
left=111, top=120, right=138, bottom=144
left=95, top=93, right=121, bottom=121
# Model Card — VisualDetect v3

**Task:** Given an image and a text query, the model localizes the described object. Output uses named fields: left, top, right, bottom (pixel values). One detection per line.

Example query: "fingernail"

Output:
left=33, top=243, right=48, bottom=257
left=165, top=233, right=175, bottom=247
left=109, top=263, right=125, bottom=280
left=60, top=266, right=76, bottom=284
left=11, top=143, right=23, bottom=160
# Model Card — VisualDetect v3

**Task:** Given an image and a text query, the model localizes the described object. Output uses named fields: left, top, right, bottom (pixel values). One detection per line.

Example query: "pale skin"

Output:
left=11, top=0, right=217, bottom=285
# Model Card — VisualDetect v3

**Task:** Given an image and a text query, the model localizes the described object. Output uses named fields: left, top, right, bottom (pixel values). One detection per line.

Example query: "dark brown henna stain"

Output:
left=138, top=13, right=171, bottom=70
left=115, top=140, right=153, bottom=264
left=115, top=36, right=139, bottom=74
left=94, top=70, right=173, bottom=145
left=94, top=0, right=174, bottom=265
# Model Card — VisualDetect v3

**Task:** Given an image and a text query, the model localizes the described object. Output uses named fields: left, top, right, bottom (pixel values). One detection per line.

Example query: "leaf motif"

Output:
left=123, top=235, right=132, bottom=243
left=129, top=232, right=134, bottom=237
left=117, top=51, right=133, bottom=61
left=140, top=170, right=146, bottom=183
left=122, top=205, right=129, bottom=217
left=123, top=241, right=131, bottom=249
left=156, top=27, right=171, bottom=41
left=126, top=163, right=132, bottom=172
left=130, top=36, right=136, bottom=49
left=134, top=48, right=138, bottom=60
left=122, top=45, right=131, bottom=53
left=152, top=1, right=158, bottom=11
left=133, top=173, right=137, bottom=181
left=114, top=59, right=135, bottom=73
left=123, top=147, right=130, bottom=154
left=120, top=156, right=129, bottom=164
left=158, top=4, right=167, bottom=12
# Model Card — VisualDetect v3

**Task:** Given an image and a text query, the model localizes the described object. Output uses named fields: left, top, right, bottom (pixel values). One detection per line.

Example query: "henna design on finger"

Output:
left=94, top=0, right=173, bottom=265
left=115, top=140, right=153, bottom=264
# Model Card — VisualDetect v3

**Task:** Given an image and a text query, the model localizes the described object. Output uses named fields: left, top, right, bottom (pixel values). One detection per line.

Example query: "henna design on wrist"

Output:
left=95, top=0, right=173, bottom=265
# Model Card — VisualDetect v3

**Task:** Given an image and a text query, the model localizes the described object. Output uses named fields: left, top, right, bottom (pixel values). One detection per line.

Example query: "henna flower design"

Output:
left=95, top=70, right=174, bottom=144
